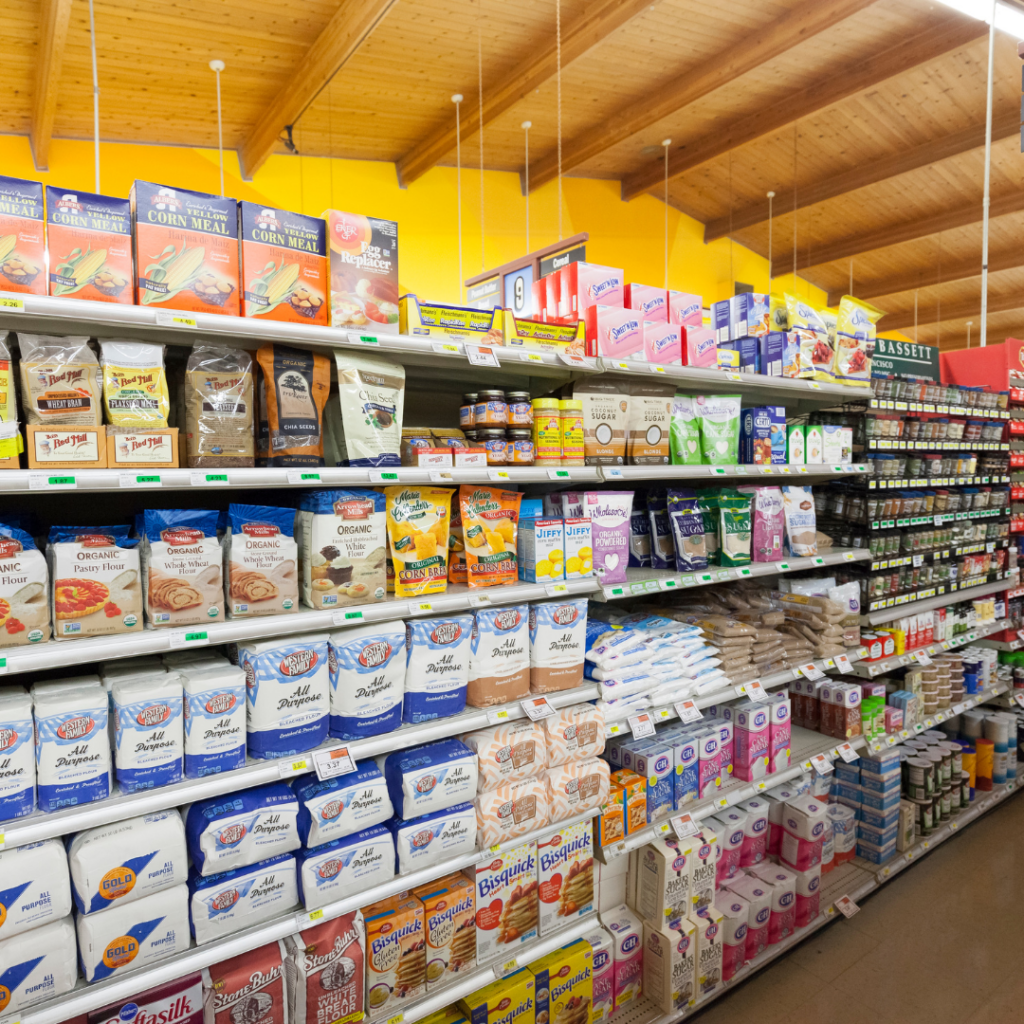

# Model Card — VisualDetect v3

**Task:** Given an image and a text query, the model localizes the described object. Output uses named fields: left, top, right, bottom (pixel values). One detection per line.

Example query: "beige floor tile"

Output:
left=781, top=916, right=879, bottom=983
left=686, top=958, right=825, bottom=1024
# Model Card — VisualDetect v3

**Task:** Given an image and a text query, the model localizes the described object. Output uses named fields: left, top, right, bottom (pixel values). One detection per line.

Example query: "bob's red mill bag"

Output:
left=256, top=343, right=330, bottom=466
left=202, top=941, right=289, bottom=1024
left=283, top=912, right=365, bottom=1024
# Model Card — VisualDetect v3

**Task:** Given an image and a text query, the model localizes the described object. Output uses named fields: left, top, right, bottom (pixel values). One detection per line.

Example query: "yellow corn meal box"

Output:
left=385, top=486, right=453, bottom=598
left=459, top=485, right=521, bottom=589
left=529, top=939, right=593, bottom=1024
left=461, top=967, right=536, bottom=1024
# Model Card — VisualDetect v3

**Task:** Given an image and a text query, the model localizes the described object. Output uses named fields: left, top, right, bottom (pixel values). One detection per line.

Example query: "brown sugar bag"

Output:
left=255, top=343, right=330, bottom=465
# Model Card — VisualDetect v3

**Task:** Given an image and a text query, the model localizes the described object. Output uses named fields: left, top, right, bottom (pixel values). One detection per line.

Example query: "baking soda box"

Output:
left=130, top=180, right=239, bottom=315
left=45, top=187, right=133, bottom=303
left=322, top=210, right=399, bottom=332
left=0, top=175, right=45, bottom=294
left=239, top=202, right=328, bottom=324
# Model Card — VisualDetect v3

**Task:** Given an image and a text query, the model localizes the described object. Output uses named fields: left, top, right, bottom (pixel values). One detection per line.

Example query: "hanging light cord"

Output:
left=210, top=61, right=225, bottom=197
left=478, top=21, right=485, bottom=271
left=663, top=140, right=671, bottom=288
left=766, top=191, right=775, bottom=291
left=556, top=0, right=562, bottom=240
left=88, top=0, right=100, bottom=192
left=453, top=94, right=464, bottom=303
left=523, top=121, right=531, bottom=253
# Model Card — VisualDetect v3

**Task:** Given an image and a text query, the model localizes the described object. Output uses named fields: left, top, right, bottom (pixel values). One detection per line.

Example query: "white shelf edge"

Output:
left=866, top=578, right=1017, bottom=625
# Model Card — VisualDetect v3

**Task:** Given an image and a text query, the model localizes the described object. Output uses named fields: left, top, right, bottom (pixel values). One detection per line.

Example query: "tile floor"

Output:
left=692, top=791, right=1024, bottom=1024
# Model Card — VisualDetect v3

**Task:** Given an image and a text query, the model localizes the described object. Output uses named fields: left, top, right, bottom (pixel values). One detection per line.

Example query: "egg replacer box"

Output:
left=294, top=762, right=392, bottom=846
left=46, top=186, right=133, bottom=302
left=0, top=175, right=44, bottom=295
left=131, top=180, right=239, bottom=315
left=296, top=825, right=394, bottom=911
left=0, top=916, right=77, bottom=1013
left=385, top=486, right=452, bottom=598
left=239, top=202, right=327, bottom=324
left=181, top=665, right=246, bottom=778
left=323, top=210, right=399, bottom=332
left=297, top=488, right=388, bottom=609
left=0, top=522, right=50, bottom=647
left=530, top=939, right=594, bottom=1024
left=328, top=620, right=406, bottom=739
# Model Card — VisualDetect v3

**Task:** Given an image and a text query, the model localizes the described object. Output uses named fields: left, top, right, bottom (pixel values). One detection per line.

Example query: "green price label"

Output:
left=360, top=335, right=379, bottom=344
left=206, top=474, right=228, bottom=483
left=184, top=631, right=208, bottom=643
left=136, top=475, right=160, bottom=484
left=49, top=476, right=75, bottom=486
left=379, top=472, right=398, bottom=480
left=344, top=611, right=363, bottom=620
left=301, top=473, right=321, bottom=481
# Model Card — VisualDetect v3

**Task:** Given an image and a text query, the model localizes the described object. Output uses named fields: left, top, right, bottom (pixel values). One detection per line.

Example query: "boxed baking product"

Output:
left=322, top=210, right=399, bottom=332
left=106, top=426, right=179, bottom=468
left=585, top=306, right=643, bottom=360
left=500, top=312, right=587, bottom=355
left=626, top=283, right=668, bottom=321
left=400, top=295, right=503, bottom=344
left=26, top=423, right=106, bottom=468
left=473, top=841, right=539, bottom=963
left=643, top=916, right=696, bottom=1013
left=690, top=906, right=723, bottom=1002
left=364, top=893, right=425, bottom=1019
left=518, top=516, right=564, bottom=584
left=461, top=967, right=536, bottom=1024
left=0, top=175, right=45, bottom=294
left=562, top=262, right=624, bottom=318
left=411, top=872, right=476, bottom=988
left=529, top=939, right=594, bottom=1024
left=537, top=819, right=594, bottom=935
left=601, top=904, right=643, bottom=1013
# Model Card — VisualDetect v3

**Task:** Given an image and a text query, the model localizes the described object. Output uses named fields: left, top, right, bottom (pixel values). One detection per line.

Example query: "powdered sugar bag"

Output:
left=467, top=604, right=530, bottom=708
left=404, top=614, right=473, bottom=723
left=0, top=522, right=50, bottom=647
left=584, top=492, right=634, bottom=585
left=328, top=621, right=405, bottom=739
left=529, top=598, right=588, bottom=693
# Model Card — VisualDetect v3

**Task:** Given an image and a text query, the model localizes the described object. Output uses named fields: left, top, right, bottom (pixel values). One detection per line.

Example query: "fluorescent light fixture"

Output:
left=936, top=0, right=1024, bottom=39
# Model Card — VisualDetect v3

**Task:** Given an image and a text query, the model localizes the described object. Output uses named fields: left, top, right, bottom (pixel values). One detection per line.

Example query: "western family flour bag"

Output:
left=180, top=664, right=247, bottom=778
left=296, top=826, right=394, bottom=912
left=112, top=674, right=184, bottom=792
left=328, top=622, right=406, bottom=739
left=0, top=688, right=34, bottom=819
left=294, top=761, right=393, bottom=846
left=404, top=613, right=474, bottom=723
left=467, top=604, right=530, bottom=708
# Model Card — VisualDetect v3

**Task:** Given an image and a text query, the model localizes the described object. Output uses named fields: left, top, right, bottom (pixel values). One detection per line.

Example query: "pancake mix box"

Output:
left=0, top=175, right=45, bottom=294
left=474, top=841, right=539, bottom=964
left=323, top=210, right=399, bottom=332
left=537, top=819, right=594, bottom=935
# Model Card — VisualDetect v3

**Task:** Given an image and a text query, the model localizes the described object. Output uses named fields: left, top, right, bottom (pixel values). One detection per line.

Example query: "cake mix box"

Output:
left=411, top=872, right=476, bottom=989
left=529, top=939, right=593, bottom=1024
left=87, top=974, right=203, bottom=1024
left=240, top=202, right=328, bottom=324
left=474, top=841, right=539, bottom=964
left=323, top=210, right=399, bottom=332
left=130, top=180, right=239, bottom=315
left=364, top=894, right=425, bottom=1021
left=537, top=819, right=594, bottom=935
left=0, top=175, right=45, bottom=294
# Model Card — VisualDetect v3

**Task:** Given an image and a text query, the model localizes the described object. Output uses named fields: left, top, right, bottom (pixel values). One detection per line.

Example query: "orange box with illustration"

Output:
left=130, top=180, right=239, bottom=316
left=0, top=175, right=45, bottom=294
left=611, top=769, right=648, bottom=835
left=239, top=202, right=328, bottom=324
left=364, top=893, right=425, bottom=1021
left=322, top=209, right=399, bottom=332
left=45, top=186, right=133, bottom=303
left=411, top=872, right=476, bottom=989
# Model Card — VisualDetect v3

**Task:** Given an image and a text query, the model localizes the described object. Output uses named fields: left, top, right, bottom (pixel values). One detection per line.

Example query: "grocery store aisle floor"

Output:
left=692, top=792, right=1024, bottom=1024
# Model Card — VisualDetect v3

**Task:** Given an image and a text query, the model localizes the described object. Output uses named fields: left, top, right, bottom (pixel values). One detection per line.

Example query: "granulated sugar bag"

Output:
left=467, top=604, right=530, bottom=708
left=529, top=598, right=588, bottom=693
left=328, top=621, right=406, bottom=739
left=404, top=613, right=473, bottom=723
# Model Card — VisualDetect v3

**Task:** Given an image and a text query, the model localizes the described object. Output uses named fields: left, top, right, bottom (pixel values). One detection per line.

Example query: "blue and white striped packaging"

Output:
left=0, top=689, right=34, bottom=820
left=181, top=666, right=247, bottom=778
left=328, top=622, right=406, bottom=739
left=293, top=761, right=392, bottom=846
left=383, top=739, right=478, bottom=818
left=112, top=675, right=184, bottom=792
left=386, top=802, right=476, bottom=873
left=404, top=614, right=473, bottom=723
left=297, top=825, right=395, bottom=910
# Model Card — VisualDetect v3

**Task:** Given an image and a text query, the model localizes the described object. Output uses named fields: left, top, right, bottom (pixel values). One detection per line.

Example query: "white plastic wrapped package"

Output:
left=467, top=604, right=530, bottom=708
left=404, top=614, right=473, bottom=723
left=294, top=760, right=392, bottom=846
left=0, top=688, right=34, bottom=820
left=0, top=916, right=77, bottom=1012
left=69, top=809, right=188, bottom=915
left=112, top=674, right=184, bottom=792
left=387, top=803, right=476, bottom=874
left=461, top=719, right=548, bottom=790
left=328, top=622, right=406, bottom=739
left=0, top=839, right=71, bottom=939
left=181, top=665, right=247, bottom=778
left=383, top=739, right=478, bottom=818
left=296, top=824, right=395, bottom=910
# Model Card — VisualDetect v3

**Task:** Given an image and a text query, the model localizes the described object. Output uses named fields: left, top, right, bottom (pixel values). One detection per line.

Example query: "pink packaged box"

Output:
left=668, top=291, right=703, bottom=328
left=625, top=283, right=668, bottom=322
left=768, top=697, right=792, bottom=774
left=688, top=907, right=723, bottom=1002
left=709, top=810, right=744, bottom=885
left=762, top=784, right=799, bottom=857
left=585, top=305, right=644, bottom=360
left=749, top=864, right=796, bottom=945
left=722, top=873, right=771, bottom=959
left=697, top=729, right=720, bottom=800
left=736, top=797, right=768, bottom=867
left=685, top=326, right=717, bottom=367
left=563, top=262, right=624, bottom=317
left=716, top=721, right=733, bottom=783
left=885, top=705, right=904, bottom=733
left=793, top=864, right=821, bottom=927
left=601, top=903, right=643, bottom=1012
left=733, top=704, right=769, bottom=781
left=643, top=321, right=682, bottom=364
left=718, top=893, right=749, bottom=982
left=544, top=272, right=561, bottom=319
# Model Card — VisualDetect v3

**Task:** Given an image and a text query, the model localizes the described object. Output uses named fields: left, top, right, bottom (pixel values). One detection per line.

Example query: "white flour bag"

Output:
left=0, top=915, right=77, bottom=1012
left=0, top=687, right=34, bottom=820
left=296, top=824, right=395, bottom=910
left=404, top=613, right=473, bottom=723
left=0, top=839, right=71, bottom=939
left=112, top=674, right=184, bottom=792
left=328, top=622, right=405, bottom=740
left=294, top=761, right=392, bottom=846
left=529, top=598, right=588, bottom=693
left=239, top=632, right=330, bottom=759
left=466, top=604, right=530, bottom=708
left=181, top=665, right=247, bottom=778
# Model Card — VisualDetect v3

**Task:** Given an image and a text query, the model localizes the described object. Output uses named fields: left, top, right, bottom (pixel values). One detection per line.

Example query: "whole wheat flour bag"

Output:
left=225, top=504, right=299, bottom=617
left=256, top=343, right=331, bottom=465
left=47, top=524, right=142, bottom=639
left=333, top=351, right=406, bottom=467
left=0, top=520, right=50, bottom=645
left=284, top=912, right=365, bottom=1024
left=99, top=339, right=170, bottom=427
left=202, top=941, right=290, bottom=1024
left=184, top=344, right=255, bottom=468
left=140, top=508, right=223, bottom=627
left=19, top=333, right=102, bottom=425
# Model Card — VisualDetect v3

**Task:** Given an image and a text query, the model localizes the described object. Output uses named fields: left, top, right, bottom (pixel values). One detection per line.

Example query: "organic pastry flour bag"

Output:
left=225, top=504, right=299, bottom=617
left=0, top=520, right=50, bottom=646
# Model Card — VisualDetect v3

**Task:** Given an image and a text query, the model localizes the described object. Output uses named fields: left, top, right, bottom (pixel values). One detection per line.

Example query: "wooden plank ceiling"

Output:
left=3, top=0, right=1022, bottom=348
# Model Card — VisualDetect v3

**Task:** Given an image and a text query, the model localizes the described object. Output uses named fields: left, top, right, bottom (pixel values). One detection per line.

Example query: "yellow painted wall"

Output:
left=0, top=133, right=834, bottom=311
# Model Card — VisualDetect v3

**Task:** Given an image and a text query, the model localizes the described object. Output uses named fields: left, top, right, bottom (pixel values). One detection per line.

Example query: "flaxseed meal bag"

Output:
left=256, top=343, right=331, bottom=466
left=100, top=340, right=170, bottom=427
left=184, top=344, right=255, bottom=468
left=19, top=334, right=102, bottom=426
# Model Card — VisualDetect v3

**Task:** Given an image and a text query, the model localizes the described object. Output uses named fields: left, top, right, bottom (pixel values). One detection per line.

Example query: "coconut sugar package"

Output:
left=99, top=340, right=170, bottom=427
left=574, top=378, right=628, bottom=465
left=0, top=176, right=45, bottom=294
left=529, top=597, right=588, bottom=693
left=333, top=351, right=406, bottom=467
left=184, top=344, right=255, bottom=468
left=140, top=508, right=223, bottom=628
left=19, top=334, right=102, bottom=426
left=467, top=604, right=530, bottom=707
left=47, top=524, right=142, bottom=639
left=584, top=491, right=634, bottom=586
left=460, top=485, right=522, bottom=588
left=626, top=381, right=673, bottom=464
left=225, top=503, right=299, bottom=617
left=256, top=344, right=331, bottom=466
left=782, top=486, right=818, bottom=557
left=0, top=521, right=50, bottom=646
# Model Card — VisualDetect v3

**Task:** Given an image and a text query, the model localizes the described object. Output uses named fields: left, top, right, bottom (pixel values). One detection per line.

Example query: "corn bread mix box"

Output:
left=474, top=841, right=539, bottom=964
left=323, top=210, right=399, bottom=332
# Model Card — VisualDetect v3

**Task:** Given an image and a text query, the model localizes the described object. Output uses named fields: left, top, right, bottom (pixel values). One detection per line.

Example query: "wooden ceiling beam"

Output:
left=395, top=0, right=652, bottom=188
left=620, top=15, right=986, bottom=203
left=30, top=0, right=73, bottom=171
left=881, top=290, right=1024, bottom=331
left=792, top=190, right=1024, bottom=271
left=239, top=0, right=397, bottom=180
left=526, top=0, right=877, bottom=194
left=705, top=113, right=1020, bottom=244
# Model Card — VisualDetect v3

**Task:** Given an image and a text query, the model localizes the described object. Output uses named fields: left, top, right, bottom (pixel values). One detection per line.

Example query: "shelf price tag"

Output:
left=521, top=696, right=555, bottom=721
left=836, top=742, right=858, bottom=763
left=559, top=351, right=590, bottom=368
left=296, top=907, right=326, bottom=930
left=409, top=601, right=433, bottom=615
left=190, top=471, right=229, bottom=486
left=548, top=469, right=571, bottom=480
left=169, top=629, right=210, bottom=648
left=912, top=651, right=933, bottom=666
left=675, top=699, right=703, bottom=724
left=432, top=342, right=461, bottom=355
left=672, top=813, right=700, bottom=839
left=810, top=752, right=834, bottom=775
left=0, top=296, right=25, bottom=309
left=487, top=469, right=510, bottom=482
left=119, top=472, right=161, bottom=488
left=1014, top=693, right=1024, bottom=709
left=369, top=470, right=399, bottom=483
left=494, top=959, right=519, bottom=980
left=467, top=345, right=500, bottom=368
left=287, top=470, right=321, bottom=485
left=746, top=679, right=769, bottom=702
left=155, top=311, right=197, bottom=328
left=486, top=706, right=511, bottom=725
left=332, top=609, right=364, bottom=625
left=29, top=473, right=76, bottom=489
left=313, top=746, right=357, bottom=781
left=834, top=653, right=853, bottom=673
left=798, top=662, right=826, bottom=681
left=627, top=712, right=656, bottom=739
left=834, top=895, right=860, bottom=919
left=544, top=582, right=569, bottom=597
left=279, top=756, right=310, bottom=778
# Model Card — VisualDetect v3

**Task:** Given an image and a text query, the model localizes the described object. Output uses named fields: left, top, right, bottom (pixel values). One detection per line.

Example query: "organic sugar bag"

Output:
left=626, top=381, right=673, bottom=464
left=333, top=351, right=405, bottom=467
left=112, top=674, right=184, bottom=792
left=140, top=508, right=223, bottom=627
left=467, top=604, right=530, bottom=707
left=383, top=738, right=478, bottom=818
left=529, top=598, right=588, bottom=693
left=294, top=760, right=393, bottom=846
left=0, top=522, right=50, bottom=647
left=670, top=395, right=702, bottom=465
left=782, top=486, right=818, bottom=557
left=387, top=802, right=476, bottom=874
left=584, top=491, right=634, bottom=585
left=328, top=621, right=406, bottom=739
left=181, top=665, right=247, bottom=778
left=296, top=825, right=394, bottom=911
left=239, top=632, right=330, bottom=759
left=69, top=810, right=188, bottom=915
left=225, top=504, right=299, bottom=618
left=189, top=854, right=298, bottom=945
left=405, top=613, right=473, bottom=723
left=78, top=882, right=190, bottom=982
left=695, top=394, right=741, bottom=464
left=0, top=688, right=34, bottom=819
left=0, top=915, right=77, bottom=1013
left=0, top=839, right=71, bottom=939
left=33, top=683, right=110, bottom=811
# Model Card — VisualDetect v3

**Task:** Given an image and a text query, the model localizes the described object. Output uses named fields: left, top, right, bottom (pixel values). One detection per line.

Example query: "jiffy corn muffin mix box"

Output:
left=517, top=518, right=564, bottom=583
left=563, top=517, right=593, bottom=579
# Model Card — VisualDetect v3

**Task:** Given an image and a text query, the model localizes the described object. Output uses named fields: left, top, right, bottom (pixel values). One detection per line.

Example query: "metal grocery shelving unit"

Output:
left=864, top=577, right=1017, bottom=625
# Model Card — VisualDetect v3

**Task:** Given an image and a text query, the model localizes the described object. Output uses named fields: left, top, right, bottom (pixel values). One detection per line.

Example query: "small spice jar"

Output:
left=460, top=393, right=478, bottom=428
left=474, top=389, right=508, bottom=426
left=532, top=398, right=562, bottom=465
left=506, top=391, right=533, bottom=427
left=559, top=399, right=584, bottom=466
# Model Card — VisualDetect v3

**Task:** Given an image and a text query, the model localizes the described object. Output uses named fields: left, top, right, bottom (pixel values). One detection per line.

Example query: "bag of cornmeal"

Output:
left=0, top=839, right=71, bottom=939
left=328, top=622, right=405, bottom=740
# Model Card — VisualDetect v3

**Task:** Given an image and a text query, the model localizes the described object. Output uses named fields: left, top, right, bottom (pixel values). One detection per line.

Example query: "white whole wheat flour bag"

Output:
left=529, top=598, right=588, bottom=693
left=386, top=802, right=476, bottom=874
left=467, top=604, right=530, bottom=708
left=68, top=810, right=188, bottom=915
left=0, top=522, right=50, bottom=647
left=186, top=782, right=301, bottom=876
left=0, top=688, right=35, bottom=820
left=77, top=883, right=190, bottom=982
left=296, top=824, right=395, bottom=911
left=0, top=915, right=77, bottom=1013
left=181, top=665, right=247, bottom=779
left=112, top=674, right=184, bottom=792
left=294, top=761, right=392, bottom=847
left=239, top=632, right=330, bottom=759
left=0, top=839, right=71, bottom=940
left=33, top=683, right=110, bottom=811
left=404, top=614, right=473, bottom=723
left=189, top=853, right=298, bottom=945
left=328, top=622, right=405, bottom=740
left=383, top=739, right=478, bottom=818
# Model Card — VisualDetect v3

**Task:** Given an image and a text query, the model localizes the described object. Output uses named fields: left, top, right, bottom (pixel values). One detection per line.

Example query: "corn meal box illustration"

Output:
left=0, top=175, right=45, bottom=295
left=323, top=210, right=399, bottom=332
left=45, top=187, right=133, bottom=303
left=130, top=180, right=240, bottom=315
left=239, top=202, right=328, bottom=324
left=385, top=486, right=453, bottom=598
